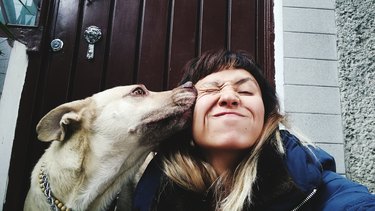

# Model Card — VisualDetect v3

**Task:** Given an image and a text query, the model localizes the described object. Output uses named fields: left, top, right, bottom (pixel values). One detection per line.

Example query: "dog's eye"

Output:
left=131, top=87, right=147, bottom=96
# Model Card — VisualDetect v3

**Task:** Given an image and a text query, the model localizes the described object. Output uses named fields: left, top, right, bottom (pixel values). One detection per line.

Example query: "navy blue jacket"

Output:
left=133, top=130, right=375, bottom=210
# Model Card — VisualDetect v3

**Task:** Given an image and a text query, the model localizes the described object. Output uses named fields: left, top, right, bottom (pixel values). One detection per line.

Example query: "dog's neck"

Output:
left=39, top=134, right=151, bottom=210
left=39, top=163, right=71, bottom=211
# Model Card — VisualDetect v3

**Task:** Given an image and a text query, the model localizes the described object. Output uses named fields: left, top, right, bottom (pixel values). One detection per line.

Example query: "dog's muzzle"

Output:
left=172, top=81, right=197, bottom=108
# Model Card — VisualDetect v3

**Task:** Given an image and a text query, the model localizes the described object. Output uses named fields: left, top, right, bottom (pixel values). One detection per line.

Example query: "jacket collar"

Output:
left=280, top=130, right=336, bottom=194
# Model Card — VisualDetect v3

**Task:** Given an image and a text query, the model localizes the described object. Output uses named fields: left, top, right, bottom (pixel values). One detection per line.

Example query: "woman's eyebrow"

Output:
left=233, top=77, right=253, bottom=86
left=200, top=77, right=256, bottom=88
left=200, top=81, right=222, bottom=88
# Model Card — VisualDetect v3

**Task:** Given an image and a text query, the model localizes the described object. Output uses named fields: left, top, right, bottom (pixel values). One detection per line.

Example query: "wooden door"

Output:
left=4, top=0, right=274, bottom=210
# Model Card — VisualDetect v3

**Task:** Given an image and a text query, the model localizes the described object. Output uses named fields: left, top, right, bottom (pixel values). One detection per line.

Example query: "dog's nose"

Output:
left=181, top=81, right=193, bottom=88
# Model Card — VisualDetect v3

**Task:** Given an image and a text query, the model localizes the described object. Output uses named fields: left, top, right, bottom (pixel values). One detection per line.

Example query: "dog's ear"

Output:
left=36, top=98, right=91, bottom=142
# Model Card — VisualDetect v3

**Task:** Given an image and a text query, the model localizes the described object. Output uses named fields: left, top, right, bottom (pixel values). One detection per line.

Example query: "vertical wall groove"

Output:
left=67, top=0, right=85, bottom=101
left=255, top=0, right=259, bottom=62
left=164, top=0, right=175, bottom=89
left=226, top=0, right=232, bottom=50
left=196, top=0, right=203, bottom=56
left=101, top=0, right=116, bottom=90
left=134, top=0, right=146, bottom=83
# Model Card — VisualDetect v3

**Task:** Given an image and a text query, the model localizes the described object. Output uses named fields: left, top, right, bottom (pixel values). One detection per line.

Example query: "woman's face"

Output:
left=193, top=69, right=265, bottom=155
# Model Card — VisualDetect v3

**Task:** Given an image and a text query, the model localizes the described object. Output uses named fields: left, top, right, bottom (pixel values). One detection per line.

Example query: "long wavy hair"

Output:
left=159, top=49, right=284, bottom=211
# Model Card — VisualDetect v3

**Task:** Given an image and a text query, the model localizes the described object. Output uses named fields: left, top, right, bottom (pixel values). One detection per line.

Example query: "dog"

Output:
left=24, top=82, right=196, bottom=211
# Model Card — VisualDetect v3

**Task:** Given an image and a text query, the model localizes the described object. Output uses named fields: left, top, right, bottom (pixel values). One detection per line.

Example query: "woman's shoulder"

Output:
left=279, top=130, right=336, bottom=193
left=280, top=130, right=375, bottom=210
left=280, top=130, right=336, bottom=170
left=316, top=171, right=375, bottom=210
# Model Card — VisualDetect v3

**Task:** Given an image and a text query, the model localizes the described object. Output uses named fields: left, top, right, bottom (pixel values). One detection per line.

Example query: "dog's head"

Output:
left=36, top=82, right=196, bottom=150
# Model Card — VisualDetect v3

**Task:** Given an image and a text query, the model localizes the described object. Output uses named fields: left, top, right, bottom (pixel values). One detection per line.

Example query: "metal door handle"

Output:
left=84, top=25, right=102, bottom=60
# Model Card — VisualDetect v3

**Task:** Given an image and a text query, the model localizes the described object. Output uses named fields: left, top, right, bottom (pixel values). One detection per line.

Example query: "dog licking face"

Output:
left=24, top=82, right=196, bottom=211
left=91, top=81, right=196, bottom=149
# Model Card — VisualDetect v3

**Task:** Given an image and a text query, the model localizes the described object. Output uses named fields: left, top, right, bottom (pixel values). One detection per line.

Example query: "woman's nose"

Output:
left=218, top=90, right=240, bottom=107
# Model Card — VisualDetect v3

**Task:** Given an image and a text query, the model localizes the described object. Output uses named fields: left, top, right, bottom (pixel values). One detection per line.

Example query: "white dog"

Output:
left=24, top=82, right=196, bottom=211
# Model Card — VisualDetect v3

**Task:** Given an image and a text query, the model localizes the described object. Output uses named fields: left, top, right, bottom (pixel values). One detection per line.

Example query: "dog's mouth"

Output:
left=139, top=101, right=194, bottom=130
left=140, top=82, right=196, bottom=125
left=134, top=107, right=193, bottom=147
left=133, top=83, right=196, bottom=146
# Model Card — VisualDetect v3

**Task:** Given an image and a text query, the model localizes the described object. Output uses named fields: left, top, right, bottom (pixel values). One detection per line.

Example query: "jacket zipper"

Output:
left=291, top=188, right=317, bottom=211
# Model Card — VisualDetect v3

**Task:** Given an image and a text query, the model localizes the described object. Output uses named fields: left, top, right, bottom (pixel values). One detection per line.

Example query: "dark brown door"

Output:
left=4, top=0, right=274, bottom=210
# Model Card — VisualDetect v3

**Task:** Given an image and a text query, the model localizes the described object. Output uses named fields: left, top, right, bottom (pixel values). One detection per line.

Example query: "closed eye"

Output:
left=238, top=91, right=253, bottom=95
left=131, top=86, right=147, bottom=96
left=206, top=89, right=220, bottom=93
left=199, top=88, right=220, bottom=94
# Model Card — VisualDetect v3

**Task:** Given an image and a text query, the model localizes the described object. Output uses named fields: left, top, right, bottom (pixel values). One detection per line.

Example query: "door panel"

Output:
left=169, top=0, right=198, bottom=89
left=42, top=0, right=81, bottom=110
left=137, top=0, right=170, bottom=91
left=105, top=0, right=141, bottom=89
left=258, top=0, right=275, bottom=85
left=4, top=0, right=274, bottom=210
left=231, top=0, right=257, bottom=54
left=71, top=0, right=112, bottom=100
left=201, top=0, right=227, bottom=51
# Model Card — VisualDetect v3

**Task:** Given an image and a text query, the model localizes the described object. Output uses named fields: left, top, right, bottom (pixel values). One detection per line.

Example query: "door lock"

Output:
left=50, top=38, right=64, bottom=52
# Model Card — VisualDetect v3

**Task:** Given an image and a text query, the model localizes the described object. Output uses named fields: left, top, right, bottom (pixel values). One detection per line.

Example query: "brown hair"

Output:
left=179, top=49, right=278, bottom=121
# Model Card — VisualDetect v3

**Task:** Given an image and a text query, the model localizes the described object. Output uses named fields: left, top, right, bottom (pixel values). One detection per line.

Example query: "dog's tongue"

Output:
left=181, top=81, right=193, bottom=88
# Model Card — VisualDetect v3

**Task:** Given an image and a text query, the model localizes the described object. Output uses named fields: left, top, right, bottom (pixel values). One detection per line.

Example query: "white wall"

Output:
left=0, top=38, right=12, bottom=99
left=0, top=41, right=28, bottom=210
left=274, top=0, right=345, bottom=174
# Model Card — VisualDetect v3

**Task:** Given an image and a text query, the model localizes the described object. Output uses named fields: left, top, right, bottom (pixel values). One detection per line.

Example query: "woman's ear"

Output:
left=36, top=98, right=91, bottom=142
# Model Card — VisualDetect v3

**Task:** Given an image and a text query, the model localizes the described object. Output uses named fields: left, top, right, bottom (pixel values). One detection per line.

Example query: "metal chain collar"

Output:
left=39, top=163, right=72, bottom=211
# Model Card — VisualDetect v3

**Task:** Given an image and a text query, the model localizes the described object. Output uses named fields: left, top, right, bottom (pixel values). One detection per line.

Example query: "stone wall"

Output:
left=335, top=0, right=375, bottom=192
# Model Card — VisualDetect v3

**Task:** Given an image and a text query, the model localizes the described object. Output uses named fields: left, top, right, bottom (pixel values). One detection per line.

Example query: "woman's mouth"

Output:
left=213, top=111, right=245, bottom=117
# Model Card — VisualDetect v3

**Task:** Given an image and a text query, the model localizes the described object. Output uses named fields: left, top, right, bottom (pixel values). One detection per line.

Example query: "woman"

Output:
left=133, top=50, right=375, bottom=211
